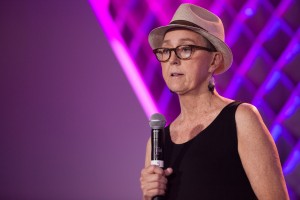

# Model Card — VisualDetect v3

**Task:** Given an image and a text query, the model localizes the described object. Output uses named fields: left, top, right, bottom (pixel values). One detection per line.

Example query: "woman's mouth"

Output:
left=171, top=72, right=183, bottom=77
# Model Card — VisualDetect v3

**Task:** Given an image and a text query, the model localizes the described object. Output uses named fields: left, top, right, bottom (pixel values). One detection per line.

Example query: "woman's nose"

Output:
left=169, top=50, right=180, bottom=65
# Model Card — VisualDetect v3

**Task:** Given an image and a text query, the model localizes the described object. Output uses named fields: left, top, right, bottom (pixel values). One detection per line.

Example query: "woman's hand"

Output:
left=140, top=165, right=173, bottom=200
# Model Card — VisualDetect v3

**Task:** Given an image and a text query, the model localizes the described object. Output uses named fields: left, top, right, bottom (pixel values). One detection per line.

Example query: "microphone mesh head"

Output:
left=149, top=113, right=166, bottom=129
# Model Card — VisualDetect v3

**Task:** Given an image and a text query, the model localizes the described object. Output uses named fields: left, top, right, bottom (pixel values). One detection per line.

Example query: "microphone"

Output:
left=149, top=113, right=166, bottom=200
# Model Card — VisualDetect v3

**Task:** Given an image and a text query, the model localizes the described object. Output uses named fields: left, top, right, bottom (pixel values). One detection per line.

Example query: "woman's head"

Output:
left=149, top=3, right=232, bottom=75
left=157, top=28, right=222, bottom=95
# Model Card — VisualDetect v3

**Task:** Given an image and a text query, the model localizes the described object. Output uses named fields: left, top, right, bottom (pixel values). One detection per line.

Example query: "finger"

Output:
left=142, top=188, right=166, bottom=199
left=142, top=179, right=167, bottom=190
left=151, top=165, right=165, bottom=175
left=143, top=165, right=164, bottom=175
left=140, top=172, right=168, bottom=185
left=141, top=180, right=167, bottom=195
left=164, top=168, right=173, bottom=176
left=147, top=188, right=166, bottom=196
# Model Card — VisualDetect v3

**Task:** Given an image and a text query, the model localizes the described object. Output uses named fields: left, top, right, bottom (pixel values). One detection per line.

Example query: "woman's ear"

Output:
left=209, top=52, right=223, bottom=73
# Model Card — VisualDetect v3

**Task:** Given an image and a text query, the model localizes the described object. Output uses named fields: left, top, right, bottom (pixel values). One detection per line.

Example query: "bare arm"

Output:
left=236, top=103, right=289, bottom=199
left=144, top=137, right=151, bottom=167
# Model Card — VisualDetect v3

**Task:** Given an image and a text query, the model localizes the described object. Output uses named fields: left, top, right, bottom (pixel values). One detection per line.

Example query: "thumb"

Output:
left=164, top=168, right=173, bottom=176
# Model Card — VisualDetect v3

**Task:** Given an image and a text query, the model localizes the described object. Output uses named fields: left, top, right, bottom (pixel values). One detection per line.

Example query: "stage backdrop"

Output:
left=0, top=0, right=148, bottom=199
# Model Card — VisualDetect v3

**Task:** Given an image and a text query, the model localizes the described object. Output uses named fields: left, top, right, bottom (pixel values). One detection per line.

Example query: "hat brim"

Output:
left=148, top=24, right=233, bottom=75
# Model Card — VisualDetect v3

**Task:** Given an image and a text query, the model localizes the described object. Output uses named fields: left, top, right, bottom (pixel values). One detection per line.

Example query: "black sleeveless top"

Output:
left=164, top=101, right=257, bottom=200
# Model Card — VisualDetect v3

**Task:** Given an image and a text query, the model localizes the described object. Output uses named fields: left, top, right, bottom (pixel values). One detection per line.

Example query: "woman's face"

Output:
left=160, top=29, right=216, bottom=95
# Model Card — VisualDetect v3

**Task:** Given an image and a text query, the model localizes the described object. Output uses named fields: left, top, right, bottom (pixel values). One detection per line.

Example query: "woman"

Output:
left=140, top=3, right=289, bottom=200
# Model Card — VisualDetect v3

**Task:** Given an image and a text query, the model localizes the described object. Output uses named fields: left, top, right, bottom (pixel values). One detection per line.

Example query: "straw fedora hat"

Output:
left=149, top=3, right=233, bottom=75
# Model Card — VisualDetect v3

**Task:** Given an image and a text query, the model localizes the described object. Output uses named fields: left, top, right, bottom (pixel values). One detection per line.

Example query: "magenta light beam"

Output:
left=88, top=0, right=159, bottom=118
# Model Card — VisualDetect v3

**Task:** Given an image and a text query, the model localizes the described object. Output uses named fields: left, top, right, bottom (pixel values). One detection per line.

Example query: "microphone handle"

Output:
left=150, top=124, right=165, bottom=200
left=153, top=196, right=164, bottom=200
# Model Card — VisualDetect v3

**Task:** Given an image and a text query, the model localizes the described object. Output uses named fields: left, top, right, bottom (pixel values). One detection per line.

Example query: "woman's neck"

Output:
left=177, top=90, right=224, bottom=121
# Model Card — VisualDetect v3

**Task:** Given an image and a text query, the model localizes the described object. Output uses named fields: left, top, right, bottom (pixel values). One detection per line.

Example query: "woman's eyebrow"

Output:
left=178, top=38, right=197, bottom=43
left=162, top=38, right=197, bottom=46
left=161, top=40, right=171, bottom=46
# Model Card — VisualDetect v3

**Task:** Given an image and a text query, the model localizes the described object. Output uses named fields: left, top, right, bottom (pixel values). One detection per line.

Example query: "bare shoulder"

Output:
left=235, top=102, right=273, bottom=156
left=235, top=103, right=267, bottom=135
left=236, top=102, right=262, bottom=122
left=235, top=102, right=272, bottom=152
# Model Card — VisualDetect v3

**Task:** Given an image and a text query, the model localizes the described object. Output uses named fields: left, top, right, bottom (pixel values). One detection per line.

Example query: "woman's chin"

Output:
left=169, top=88, right=187, bottom=95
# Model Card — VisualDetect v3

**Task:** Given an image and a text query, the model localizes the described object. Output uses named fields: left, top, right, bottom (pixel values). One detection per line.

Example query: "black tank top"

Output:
left=164, top=101, right=257, bottom=199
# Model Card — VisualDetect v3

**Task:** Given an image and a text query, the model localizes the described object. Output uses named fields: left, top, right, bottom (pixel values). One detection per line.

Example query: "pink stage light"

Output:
left=88, top=0, right=159, bottom=118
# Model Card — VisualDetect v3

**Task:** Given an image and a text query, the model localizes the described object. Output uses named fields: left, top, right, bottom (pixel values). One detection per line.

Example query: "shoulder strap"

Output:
left=227, top=101, right=243, bottom=108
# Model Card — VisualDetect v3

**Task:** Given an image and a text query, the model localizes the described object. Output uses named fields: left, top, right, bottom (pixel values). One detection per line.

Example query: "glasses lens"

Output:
left=155, top=48, right=170, bottom=62
left=177, top=46, right=192, bottom=59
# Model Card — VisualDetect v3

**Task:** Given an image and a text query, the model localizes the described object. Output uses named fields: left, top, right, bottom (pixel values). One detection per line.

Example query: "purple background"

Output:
left=0, top=0, right=148, bottom=199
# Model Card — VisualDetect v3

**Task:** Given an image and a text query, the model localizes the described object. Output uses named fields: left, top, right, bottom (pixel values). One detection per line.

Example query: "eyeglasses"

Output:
left=153, top=45, right=216, bottom=62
